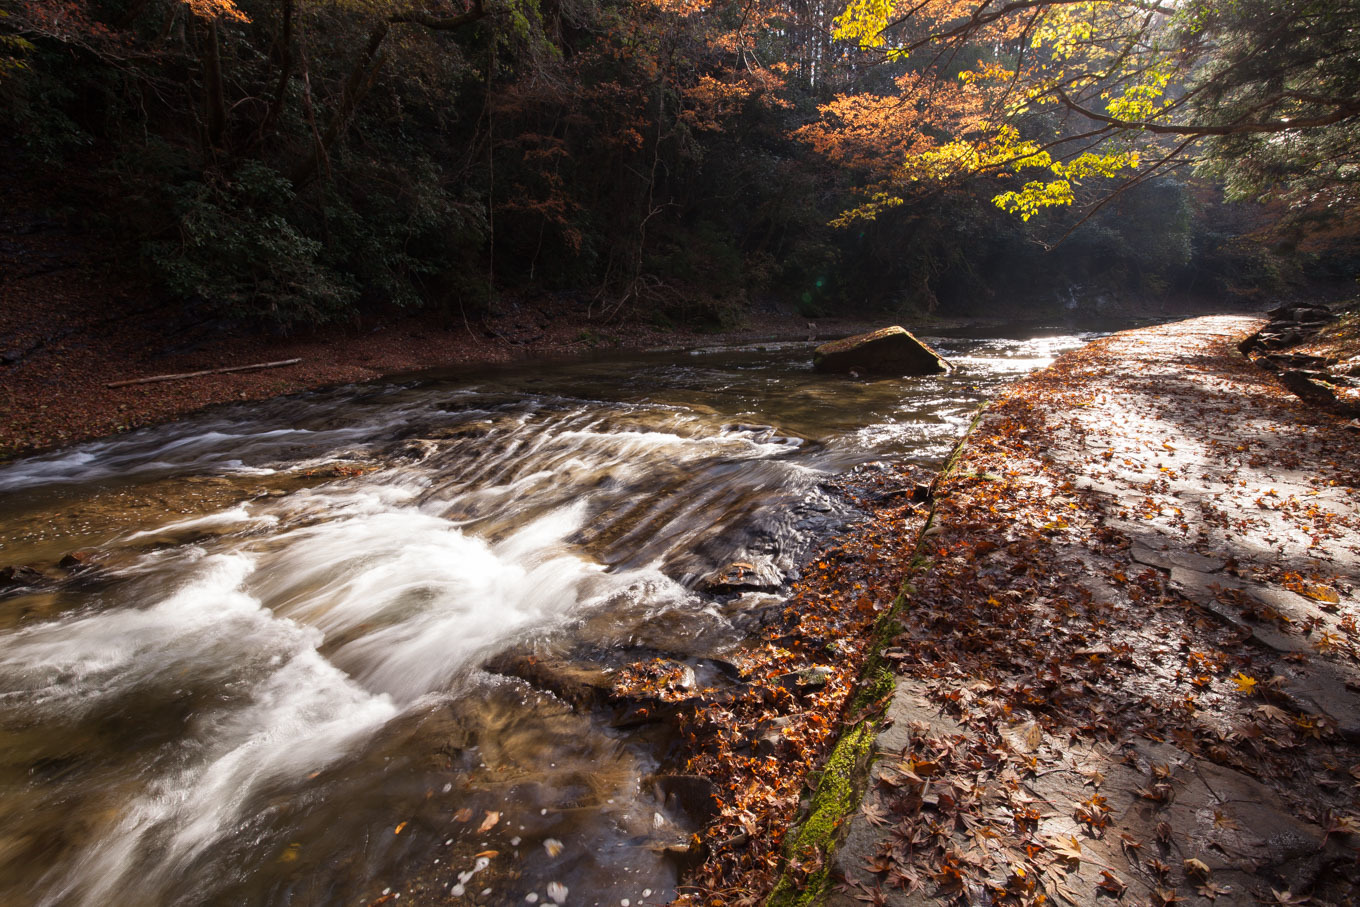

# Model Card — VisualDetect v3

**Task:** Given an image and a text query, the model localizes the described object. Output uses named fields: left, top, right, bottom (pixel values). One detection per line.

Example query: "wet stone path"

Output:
left=827, top=316, right=1360, bottom=907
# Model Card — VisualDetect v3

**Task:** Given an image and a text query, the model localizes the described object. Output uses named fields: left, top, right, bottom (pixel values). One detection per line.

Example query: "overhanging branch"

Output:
left=1055, top=88, right=1360, bottom=136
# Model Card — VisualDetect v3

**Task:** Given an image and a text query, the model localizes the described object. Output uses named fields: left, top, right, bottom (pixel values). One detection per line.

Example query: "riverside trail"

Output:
left=766, top=315, right=1360, bottom=907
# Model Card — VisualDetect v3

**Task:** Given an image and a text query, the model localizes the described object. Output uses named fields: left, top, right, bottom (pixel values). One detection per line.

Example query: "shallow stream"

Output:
left=0, top=334, right=1090, bottom=906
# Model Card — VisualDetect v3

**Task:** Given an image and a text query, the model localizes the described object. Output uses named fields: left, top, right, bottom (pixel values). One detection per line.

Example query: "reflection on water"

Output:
left=0, top=333, right=1091, bottom=905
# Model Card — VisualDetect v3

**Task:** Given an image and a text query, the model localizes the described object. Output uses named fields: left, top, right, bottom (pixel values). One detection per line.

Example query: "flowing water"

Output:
left=0, top=334, right=1091, bottom=906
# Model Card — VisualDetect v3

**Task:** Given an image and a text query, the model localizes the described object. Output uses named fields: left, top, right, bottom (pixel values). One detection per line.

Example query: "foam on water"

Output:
left=0, top=333, right=1102, bottom=904
left=2, top=477, right=685, bottom=902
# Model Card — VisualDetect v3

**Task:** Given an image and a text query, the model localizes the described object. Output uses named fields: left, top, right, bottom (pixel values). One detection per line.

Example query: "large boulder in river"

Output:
left=813, top=326, right=950, bottom=376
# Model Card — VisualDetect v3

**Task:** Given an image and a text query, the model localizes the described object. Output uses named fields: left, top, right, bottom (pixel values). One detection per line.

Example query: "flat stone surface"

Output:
left=873, top=680, right=962, bottom=756
left=829, top=317, right=1360, bottom=907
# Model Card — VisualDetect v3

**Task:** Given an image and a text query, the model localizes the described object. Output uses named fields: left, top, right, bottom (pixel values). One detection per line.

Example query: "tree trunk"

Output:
left=203, top=18, right=227, bottom=150
left=257, top=0, right=295, bottom=143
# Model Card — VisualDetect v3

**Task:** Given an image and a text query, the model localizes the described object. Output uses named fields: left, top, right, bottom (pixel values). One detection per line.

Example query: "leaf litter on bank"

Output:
left=823, top=319, right=1360, bottom=906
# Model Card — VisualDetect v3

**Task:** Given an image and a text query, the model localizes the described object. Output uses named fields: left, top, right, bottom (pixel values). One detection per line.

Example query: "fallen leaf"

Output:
left=393, top=821, right=407, bottom=835
left=1292, top=583, right=1340, bottom=605
left=1232, top=672, right=1258, bottom=695
left=1007, top=720, right=1043, bottom=753
left=1212, top=810, right=1239, bottom=830
left=1047, top=834, right=1082, bottom=866
left=1197, top=880, right=1232, bottom=900
left=477, top=811, right=500, bottom=833
left=1097, top=870, right=1127, bottom=896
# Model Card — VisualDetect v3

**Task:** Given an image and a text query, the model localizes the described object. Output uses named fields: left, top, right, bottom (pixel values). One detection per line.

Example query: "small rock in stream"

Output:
left=57, top=549, right=100, bottom=570
left=812, top=326, right=951, bottom=376
left=650, top=774, right=719, bottom=824
left=482, top=654, right=616, bottom=710
left=774, top=664, right=835, bottom=695
left=701, top=556, right=783, bottom=594
left=0, top=564, right=49, bottom=594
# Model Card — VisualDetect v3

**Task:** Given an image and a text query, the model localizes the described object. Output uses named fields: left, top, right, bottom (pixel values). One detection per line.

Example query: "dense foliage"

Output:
left=1, top=0, right=1354, bottom=328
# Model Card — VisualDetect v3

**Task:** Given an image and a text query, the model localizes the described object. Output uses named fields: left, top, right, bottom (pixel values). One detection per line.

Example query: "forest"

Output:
left=3, top=3, right=1360, bottom=907
left=3, top=0, right=1357, bottom=330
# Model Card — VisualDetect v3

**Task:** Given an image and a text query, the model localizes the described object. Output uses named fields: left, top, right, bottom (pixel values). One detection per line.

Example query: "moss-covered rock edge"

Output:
left=764, top=404, right=987, bottom=907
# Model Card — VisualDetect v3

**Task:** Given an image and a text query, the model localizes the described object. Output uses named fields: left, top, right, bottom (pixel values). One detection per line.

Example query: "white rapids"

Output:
left=0, top=333, right=1093, bottom=905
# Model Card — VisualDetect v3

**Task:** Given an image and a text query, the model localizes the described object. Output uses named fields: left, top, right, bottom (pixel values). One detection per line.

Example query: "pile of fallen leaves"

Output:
left=606, top=465, right=934, bottom=906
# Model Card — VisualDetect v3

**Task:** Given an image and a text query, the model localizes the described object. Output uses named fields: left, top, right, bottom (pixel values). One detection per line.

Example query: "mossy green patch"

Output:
left=762, top=403, right=988, bottom=905
left=766, top=721, right=877, bottom=907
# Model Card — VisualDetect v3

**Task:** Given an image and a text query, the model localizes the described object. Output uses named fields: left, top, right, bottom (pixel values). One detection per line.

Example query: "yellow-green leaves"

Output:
left=1104, top=67, right=1174, bottom=121
left=993, top=150, right=1140, bottom=220
left=993, top=180, right=1076, bottom=220
left=832, top=0, right=898, bottom=47
left=905, top=128, right=1051, bottom=182
left=1031, top=2, right=1101, bottom=60
left=829, top=192, right=905, bottom=228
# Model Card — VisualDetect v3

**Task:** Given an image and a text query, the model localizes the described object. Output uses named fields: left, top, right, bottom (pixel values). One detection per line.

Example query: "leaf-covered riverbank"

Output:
left=807, top=316, right=1360, bottom=906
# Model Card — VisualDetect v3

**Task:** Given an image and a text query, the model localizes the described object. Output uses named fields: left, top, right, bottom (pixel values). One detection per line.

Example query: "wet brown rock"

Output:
left=482, top=654, right=616, bottom=710
left=57, top=549, right=99, bottom=570
left=652, top=774, right=720, bottom=825
left=813, top=327, right=950, bottom=377
left=701, top=556, right=783, bottom=594
left=0, top=564, right=47, bottom=594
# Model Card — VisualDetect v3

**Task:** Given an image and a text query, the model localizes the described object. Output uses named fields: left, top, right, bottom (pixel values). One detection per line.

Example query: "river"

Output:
left=0, top=333, right=1090, bottom=906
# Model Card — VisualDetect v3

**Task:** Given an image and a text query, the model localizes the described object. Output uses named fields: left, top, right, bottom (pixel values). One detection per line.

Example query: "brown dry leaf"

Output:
left=1183, top=857, right=1210, bottom=879
left=1197, top=880, right=1232, bottom=900
left=1097, top=870, right=1127, bottom=897
left=1255, top=704, right=1290, bottom=723
left=1212, top=810, right=1239, bottom=830
left=1007, top=719, right=1043, bottom=753
left=1325, top=814, right=1360, bottom=837
left=1047, top=834, right=1082, bottom=866
left=453, top=807, right=474, bottom=823
left=1294, top=583, right=1340, bottom=605
left=393, top=821, right=407, bottom=835
left=477, top=810, right=500, bottom=833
